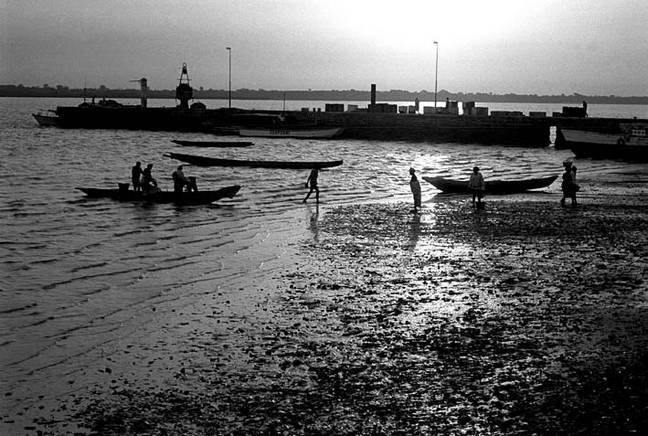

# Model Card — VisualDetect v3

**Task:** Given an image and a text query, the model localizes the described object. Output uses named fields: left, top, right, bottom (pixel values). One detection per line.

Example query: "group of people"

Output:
left=131, top=162, right=197, bottom=194
left=408, top=161, right=580, bottom=213
left=131, top=162, right=158, bottom=193
left=560, top=160, right=579, bottom=207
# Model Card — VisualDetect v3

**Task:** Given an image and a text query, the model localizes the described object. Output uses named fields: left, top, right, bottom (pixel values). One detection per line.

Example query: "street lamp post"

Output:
left=433, top=41, right=439, bottom=109
left=226, top=47, right=232, bottom=109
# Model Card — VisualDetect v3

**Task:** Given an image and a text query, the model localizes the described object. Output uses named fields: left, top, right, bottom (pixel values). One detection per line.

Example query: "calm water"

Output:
left=1, top=97, right=647, bottom=429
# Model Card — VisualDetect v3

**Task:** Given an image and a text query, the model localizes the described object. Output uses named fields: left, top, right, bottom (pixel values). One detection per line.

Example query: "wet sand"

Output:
left=21, top=183, right=648, bottom=435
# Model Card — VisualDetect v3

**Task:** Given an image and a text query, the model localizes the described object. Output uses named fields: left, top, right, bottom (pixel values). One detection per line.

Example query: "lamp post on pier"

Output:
left=433, top=41, right=439, bottom=109
left=226, top=46, right=232, bottom=109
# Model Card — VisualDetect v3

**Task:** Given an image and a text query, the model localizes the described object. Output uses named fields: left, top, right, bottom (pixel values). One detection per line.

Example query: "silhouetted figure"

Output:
left=172, top=165, right=190, bottom=193
left=468, top=166, right=485, bottom=208
left=409, top=167, right=422, bottom=213
left=141, top=163, right=158, bottom=193
left=303, top=168, right=320, bottom=203
left=560, top=161, right=579, bottom=207
left=131, top=161, right=142, bottom=192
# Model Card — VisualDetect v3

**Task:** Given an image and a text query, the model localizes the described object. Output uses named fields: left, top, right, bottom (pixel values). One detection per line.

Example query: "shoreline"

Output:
left=15, top=191, right=648, bottom=434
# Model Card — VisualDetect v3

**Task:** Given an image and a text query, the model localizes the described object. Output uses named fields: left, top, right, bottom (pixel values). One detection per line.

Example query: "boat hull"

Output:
left=171, top=139, right=254, bottom=147
left=423, top=175, right=558, bottom=194
left=33, top=113, right=60, bottom=127
left=77, top=185, right=241, bottom=205
left=238, top=127, right=344, bottom=139
left=166, top=152, right=343, bottom=169
left=560, top=129, right=648, bottom=162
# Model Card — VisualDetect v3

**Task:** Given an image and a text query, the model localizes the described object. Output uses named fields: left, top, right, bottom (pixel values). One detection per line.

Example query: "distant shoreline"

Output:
left=2, top=85, right=647, bottom=105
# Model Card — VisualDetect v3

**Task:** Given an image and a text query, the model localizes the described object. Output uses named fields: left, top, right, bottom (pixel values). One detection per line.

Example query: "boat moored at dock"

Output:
left=238, top=127, right=344, bottom=139
left=559, top=124, right=648, bottom=162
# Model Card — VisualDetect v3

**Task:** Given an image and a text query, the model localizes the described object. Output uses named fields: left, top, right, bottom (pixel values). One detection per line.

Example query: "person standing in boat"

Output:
left=141, top=163, right=158, bottom=193
left=172, top=165, right=190, bottom=193
left=468, top=166, right=485, bottom=208
left=131, top=161, right=142, bottom=192
left=560, top=160, right=579, bottom=207
left=303, top=168, right=320, bottom=203
left=409, top=167, right=422, bottom=213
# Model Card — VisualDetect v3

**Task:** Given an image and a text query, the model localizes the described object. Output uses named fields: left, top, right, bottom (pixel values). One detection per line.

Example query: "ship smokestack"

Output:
left=139, top=78, right=148, bottom=108
left=371, top=84, right=376, bottom=106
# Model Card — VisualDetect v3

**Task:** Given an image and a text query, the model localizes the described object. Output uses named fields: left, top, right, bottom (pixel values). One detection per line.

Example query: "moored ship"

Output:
left=559, top=123, right=648, bottom=162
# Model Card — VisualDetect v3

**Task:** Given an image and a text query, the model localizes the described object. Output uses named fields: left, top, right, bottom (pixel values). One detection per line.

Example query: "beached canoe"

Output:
left=171, top=139, right=254, bottom=147
left=165, top=152, right=343, bottom=169
left=76, top=185, right=241, bottom=205
left=238, top=127, right=344, bottom=139
left=423, top=175, right=558, bottom=194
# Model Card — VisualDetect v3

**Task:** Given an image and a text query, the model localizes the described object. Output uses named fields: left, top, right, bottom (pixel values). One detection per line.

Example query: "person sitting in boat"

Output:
left=141, top=163, right=158, bottom=193
left=468, top=166, right=485, bottom=208
left=303, top=168, right=320, bottom=203
left=172, top=165, right=190, bottom=193
left=131, top=161, right=142, bottom=192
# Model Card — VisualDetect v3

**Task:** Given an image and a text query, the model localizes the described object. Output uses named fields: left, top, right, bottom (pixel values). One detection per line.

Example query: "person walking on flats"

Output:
left=409, top=167, right=422, bottom=213
left=468, top=166, right=485, bottom=208
left=303, top=168, right=320, bottom=203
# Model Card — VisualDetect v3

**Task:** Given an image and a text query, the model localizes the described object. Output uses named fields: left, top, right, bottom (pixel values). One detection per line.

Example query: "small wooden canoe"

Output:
left=423, top=175, right=558, bottom=194
left=165, top=152, right=343, bottom=169
left=77, top=185, right=241, bottom=205
left=171, top=139, right=253, bottom=147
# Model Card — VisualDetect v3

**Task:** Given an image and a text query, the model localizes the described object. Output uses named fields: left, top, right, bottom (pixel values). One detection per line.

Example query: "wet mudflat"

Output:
left=48, top=196, right=648, bottom=435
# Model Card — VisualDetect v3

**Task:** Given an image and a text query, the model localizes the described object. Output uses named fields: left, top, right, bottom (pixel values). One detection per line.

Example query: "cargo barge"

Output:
left=34, top=66, right=646, bottom=148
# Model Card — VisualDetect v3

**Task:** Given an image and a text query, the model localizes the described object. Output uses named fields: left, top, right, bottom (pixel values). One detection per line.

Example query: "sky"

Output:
left=2, top=0, right=647, bottom=96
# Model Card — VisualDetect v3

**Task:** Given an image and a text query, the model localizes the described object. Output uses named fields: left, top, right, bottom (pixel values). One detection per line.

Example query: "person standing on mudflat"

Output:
left=303, top=168, right=320, bottom=203
left=468, top=166, right=485, bottom=208
left=409, top=167, right=422, bottom=213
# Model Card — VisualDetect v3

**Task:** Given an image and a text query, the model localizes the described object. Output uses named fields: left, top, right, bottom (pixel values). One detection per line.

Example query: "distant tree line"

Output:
left=1, top=84, right=646, bottom=104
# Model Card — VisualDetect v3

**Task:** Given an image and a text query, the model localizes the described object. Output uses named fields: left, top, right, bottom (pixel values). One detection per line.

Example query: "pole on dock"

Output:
left=434, top=41, right=439, bottom=109
left=226, top=47, right=232, bottom=109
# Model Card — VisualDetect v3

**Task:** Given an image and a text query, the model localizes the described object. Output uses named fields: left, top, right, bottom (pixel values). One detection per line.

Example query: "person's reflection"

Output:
left=308, top=203, right=320, bottom=242
left=408, top=212, right=421, bottom=250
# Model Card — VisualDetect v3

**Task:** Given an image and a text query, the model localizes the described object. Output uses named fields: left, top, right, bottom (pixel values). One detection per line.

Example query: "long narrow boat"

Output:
left=559, top=127, right=648, bottom=162
left=76, top=185, right=241, bottom=205
left=238, top=127, right=344, bottom=139
left=165, top=152, right=343, bottom=169
left=423, top=175, right=558, bottom=194
left=171, top=139, right=254, bottom=147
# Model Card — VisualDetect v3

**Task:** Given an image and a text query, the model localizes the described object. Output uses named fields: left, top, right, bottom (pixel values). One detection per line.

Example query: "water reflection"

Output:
left=407, top=212, right=421, bottom=250
left=307, top=204, right=320, bottom=242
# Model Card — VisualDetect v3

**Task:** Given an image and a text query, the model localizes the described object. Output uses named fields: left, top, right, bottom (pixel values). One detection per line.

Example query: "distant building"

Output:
left=325, top=103, right=345, bottom=112
left=369, top=103, right=397, bottom=113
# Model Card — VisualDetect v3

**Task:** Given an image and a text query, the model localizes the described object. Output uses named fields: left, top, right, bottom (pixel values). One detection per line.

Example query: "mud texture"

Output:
left=51, top=199, right=648, bottom=435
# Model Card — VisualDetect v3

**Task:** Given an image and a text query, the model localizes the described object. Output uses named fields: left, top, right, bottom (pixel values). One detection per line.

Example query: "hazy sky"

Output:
left=2, top=0, right=647, bottom=95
